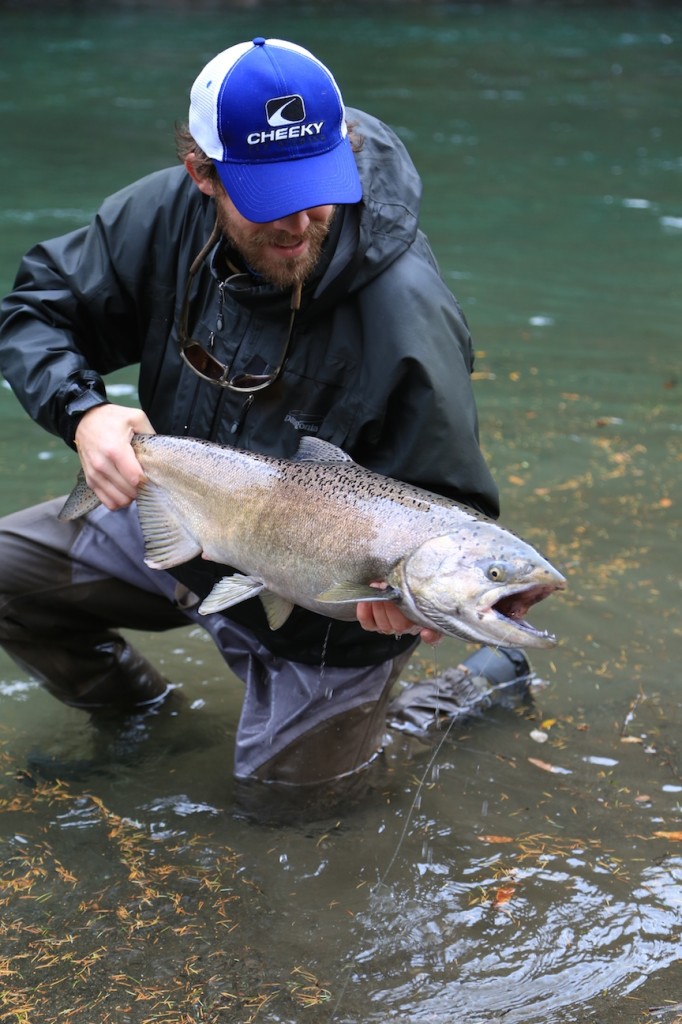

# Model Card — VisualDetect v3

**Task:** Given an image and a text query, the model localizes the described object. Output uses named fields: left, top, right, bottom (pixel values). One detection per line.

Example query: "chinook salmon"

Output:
left=59, top=434, right=566, bottom=649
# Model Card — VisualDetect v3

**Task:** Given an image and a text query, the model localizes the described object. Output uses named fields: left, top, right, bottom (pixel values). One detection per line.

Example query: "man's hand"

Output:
left=74, top=405, right=155, bottom=510
left=356, top=598, right=442, bottom=646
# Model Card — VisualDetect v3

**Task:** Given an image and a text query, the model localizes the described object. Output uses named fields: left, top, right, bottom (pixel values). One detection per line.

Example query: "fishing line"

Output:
left=328, top=644, right=459, bottom=1022
left=373, top=640, right=459, bottom=887
left=373, top=641, right=534, bottom=876
left=327, top=638, right=536, bottom=1021
left=371, top=709, right=458, bottom=892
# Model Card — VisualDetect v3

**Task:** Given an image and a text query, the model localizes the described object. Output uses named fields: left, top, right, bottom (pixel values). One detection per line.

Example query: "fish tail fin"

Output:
left=58, top=470, right=102, bottom=521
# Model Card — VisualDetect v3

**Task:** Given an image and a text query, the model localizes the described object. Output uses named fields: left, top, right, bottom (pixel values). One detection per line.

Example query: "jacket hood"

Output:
left=347, top=107, right=423, bottom=282
left=311, top=107, right=423, bottom=307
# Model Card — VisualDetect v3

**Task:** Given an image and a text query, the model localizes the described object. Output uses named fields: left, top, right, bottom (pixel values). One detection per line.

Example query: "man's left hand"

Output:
left=356, top=599, right=442, bottom=646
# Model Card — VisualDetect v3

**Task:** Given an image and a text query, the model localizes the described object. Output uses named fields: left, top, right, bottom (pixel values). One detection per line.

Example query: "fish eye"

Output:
left=486, top=563, right=508, bottom=583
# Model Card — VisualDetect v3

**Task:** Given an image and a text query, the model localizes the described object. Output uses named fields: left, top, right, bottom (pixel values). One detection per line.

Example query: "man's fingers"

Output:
left=419, top=628, right=443, bottom=647
left=356, top=599, right=438, bottom=643
left=74, top=404, right=152, bottom=507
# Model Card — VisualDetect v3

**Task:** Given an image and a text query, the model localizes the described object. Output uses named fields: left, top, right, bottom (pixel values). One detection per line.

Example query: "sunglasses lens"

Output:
left=182, top=342, right=276, bottom=391
left=183, top=342, right=227, bottom=383
left=229, top=372, right=275, bottom=390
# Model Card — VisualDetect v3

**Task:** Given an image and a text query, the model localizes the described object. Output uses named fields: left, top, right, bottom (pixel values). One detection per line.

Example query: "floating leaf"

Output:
left=478, top=835, right=515, bottom=844
left=653, top=831, right=682, bottom=841
left=494, top=886, right=516, bottom=905
left=528, top=757, right=573, bottom=775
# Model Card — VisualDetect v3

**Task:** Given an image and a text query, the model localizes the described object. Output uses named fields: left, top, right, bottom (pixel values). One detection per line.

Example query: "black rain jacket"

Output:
left=0, top=109, right=499, bottom=667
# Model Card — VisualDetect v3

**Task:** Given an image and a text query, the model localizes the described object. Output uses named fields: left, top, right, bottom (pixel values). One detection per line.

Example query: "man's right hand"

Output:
left=74, top=404, right=155, bottom=510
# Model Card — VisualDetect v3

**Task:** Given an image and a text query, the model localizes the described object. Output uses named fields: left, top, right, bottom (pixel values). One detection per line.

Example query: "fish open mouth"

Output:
left=490, top=582, right=564, bottom=642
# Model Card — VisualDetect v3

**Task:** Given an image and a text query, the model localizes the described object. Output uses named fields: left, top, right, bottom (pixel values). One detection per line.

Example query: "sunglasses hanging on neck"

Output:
left=178, top=221, right=301, bottom=392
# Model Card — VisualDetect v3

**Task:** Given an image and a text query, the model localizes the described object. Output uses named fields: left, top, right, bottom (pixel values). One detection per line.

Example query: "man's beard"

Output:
left=216, top=205, right=334, bottom=290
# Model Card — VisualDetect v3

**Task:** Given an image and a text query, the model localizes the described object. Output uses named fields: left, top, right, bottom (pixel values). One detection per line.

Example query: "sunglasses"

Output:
left=178, top=227, right=301, bottom=393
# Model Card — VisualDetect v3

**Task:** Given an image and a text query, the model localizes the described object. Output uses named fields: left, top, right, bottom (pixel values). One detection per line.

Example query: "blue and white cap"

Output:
left=189, top=37, right=362, bottom=223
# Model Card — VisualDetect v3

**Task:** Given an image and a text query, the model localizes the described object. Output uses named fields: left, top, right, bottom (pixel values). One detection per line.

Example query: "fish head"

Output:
left=396, top=527, right=566, bottom=649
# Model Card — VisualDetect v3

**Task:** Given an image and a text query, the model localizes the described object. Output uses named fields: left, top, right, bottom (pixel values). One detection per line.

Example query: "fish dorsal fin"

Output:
left=137, top=482, right=202, bottom=570
left=293, top=437, right=355, bottom=464
left=198, top=574, right=265, bottom=615
left=259, top=591, right=295, bottom=630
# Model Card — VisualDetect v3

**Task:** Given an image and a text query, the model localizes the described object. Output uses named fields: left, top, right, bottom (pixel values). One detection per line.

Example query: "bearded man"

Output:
left=0, top=38, right=529, bottom=801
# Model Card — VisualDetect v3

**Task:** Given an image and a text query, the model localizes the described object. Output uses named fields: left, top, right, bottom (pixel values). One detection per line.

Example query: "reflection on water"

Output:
left=1, top=4, right=681, bottom=1023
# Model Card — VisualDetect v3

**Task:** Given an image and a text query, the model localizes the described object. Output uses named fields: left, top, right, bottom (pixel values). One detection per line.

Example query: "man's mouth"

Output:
left=271, top=237, right=307, bottom=256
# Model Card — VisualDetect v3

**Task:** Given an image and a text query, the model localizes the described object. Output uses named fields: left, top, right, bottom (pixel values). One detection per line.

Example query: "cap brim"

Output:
left=212, top=136, right=362, bottom=223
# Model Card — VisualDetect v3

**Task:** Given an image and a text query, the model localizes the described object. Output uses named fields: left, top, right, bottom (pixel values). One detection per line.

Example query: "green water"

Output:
left=0, top=5, right=680, bottom=1023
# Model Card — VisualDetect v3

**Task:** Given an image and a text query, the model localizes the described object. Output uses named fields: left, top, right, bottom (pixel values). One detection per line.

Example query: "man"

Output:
left=0, top=38, right=528, bottom=793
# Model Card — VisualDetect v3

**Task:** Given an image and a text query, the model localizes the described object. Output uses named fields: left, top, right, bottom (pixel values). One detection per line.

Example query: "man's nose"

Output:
left=272, top=210, right=310, bottom=235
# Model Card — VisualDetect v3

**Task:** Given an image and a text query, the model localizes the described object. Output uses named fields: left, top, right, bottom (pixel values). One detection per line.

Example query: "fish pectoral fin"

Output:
left=259, top=591, right=295, bottom=630
left=315, top=581, right=401, bottom=605
left=137, top=482, right=202, bottom=570
left=198, top=574, right=265, bottom=615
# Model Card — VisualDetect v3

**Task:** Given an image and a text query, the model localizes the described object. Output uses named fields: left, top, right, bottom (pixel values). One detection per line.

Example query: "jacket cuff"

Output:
left=57, top=372, right=109, bottom=449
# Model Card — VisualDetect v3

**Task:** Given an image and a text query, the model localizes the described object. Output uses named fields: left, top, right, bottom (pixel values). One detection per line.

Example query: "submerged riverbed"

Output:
left=0, top=4, right=680, bottom=1022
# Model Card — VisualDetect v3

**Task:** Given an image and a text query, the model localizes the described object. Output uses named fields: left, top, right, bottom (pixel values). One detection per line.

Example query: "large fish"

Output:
left=59, top=434, right=566, bottom=649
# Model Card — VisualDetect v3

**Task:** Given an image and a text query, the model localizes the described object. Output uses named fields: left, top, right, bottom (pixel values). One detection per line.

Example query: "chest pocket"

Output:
left=220, top=323, right=354, bottom=455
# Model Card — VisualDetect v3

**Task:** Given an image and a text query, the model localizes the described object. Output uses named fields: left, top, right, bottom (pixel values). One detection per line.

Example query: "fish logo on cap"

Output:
left=266, top=95, right=306, bottom=127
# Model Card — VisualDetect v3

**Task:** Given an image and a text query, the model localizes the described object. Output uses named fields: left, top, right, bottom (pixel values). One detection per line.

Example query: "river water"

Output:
left=0, top=4, right=680, bottom=1023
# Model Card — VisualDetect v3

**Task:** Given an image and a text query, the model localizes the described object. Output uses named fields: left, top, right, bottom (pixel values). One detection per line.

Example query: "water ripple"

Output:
left=351, top=857, right=682, bottom=1022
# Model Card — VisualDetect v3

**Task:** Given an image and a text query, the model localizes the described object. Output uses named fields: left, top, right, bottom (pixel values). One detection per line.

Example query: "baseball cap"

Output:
left=189, top=37, right=363, bottom=223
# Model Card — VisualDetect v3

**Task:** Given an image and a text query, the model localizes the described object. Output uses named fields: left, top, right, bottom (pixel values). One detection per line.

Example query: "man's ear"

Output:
left=184, top=154, right=216, bottom=197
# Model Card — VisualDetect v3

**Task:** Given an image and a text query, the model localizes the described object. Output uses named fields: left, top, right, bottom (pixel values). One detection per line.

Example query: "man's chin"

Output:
left=259, top=254, right=315, bottom=291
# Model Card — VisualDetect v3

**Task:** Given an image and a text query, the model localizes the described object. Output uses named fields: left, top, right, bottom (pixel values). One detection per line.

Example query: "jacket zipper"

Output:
left=183, top=276, right=254, bottom=439
left=229, top=394, right=254, bottom=437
